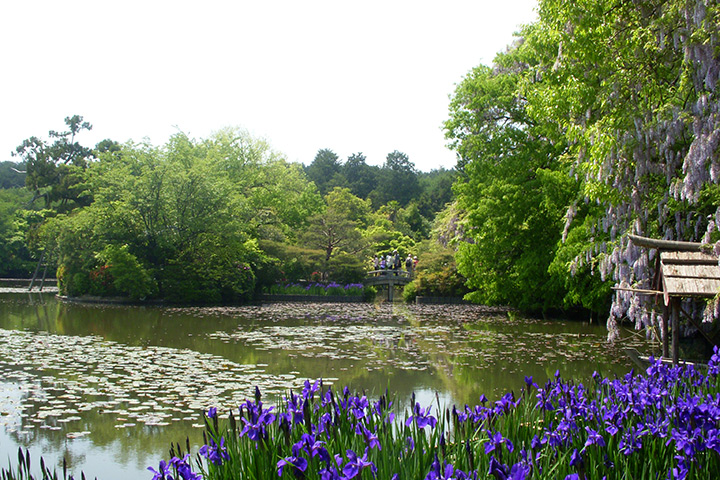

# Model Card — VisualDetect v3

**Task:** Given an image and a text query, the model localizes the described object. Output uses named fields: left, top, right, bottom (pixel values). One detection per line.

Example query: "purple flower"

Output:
left=148, top=460, right=172, bottom=480
left=199, top=436, right=228, bottom=466
left=485, top=430, right=514, bottom=455
left=425, top=456, right=475, bottom=480
left=360, top=424, right=382, bottom=451
left=406, top=402, right=438, bottom=429
left=569, top=448, right=583, bottom=468
left=341, top=448, right=376, bottom=479
left=584, top=426, right=606, bottom=448
left=205, top=407, right=217, bottom=419
left=170, top=455, right=202, bottom=480
left=277, top=444, right=308, bottom=478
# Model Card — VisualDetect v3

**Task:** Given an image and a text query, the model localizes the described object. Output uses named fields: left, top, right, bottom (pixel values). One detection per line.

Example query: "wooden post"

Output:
left=28, top=252, right=45, bottom=291
left=662, top=303, right=669, bottom=359
left=671, top=298, right=680, bottom=365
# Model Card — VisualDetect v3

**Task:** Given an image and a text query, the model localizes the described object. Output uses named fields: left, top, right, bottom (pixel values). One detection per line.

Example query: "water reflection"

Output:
left=0, top=292, right=651, bottom=479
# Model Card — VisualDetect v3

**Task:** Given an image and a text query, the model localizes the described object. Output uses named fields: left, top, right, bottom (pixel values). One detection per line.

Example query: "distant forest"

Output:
left=1, top=0, right=719, bottom=335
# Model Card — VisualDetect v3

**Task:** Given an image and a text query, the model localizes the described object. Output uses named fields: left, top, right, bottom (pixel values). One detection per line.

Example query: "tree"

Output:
left=417, top=168, right=456, bottom=219
left=525, top=0, right=720, bottom=331
left=343, top=152, right=378, bottom=199
left=371, top=150, right=420, bottom=207
left=305, top=148, right=343, bottom=196
left=46, top=133, right=263, bottom=302
left=302, top=188, right=368, bottom=265
left=207, top=128, right=323, bottom=242
left=0, top=188, right=36, bottom=276
left=13, top=115, right=94, bottom=212
left=0, top=161, right=26, bottom=189
left=445, top=36, right=574, bottom=312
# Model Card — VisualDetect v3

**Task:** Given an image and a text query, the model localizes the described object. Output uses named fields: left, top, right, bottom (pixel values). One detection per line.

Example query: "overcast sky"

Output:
left=1, top=0, right=538, bottom=172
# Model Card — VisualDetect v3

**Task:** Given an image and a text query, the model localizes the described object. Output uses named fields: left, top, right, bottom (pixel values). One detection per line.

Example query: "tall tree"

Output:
left=343, top=152, right=378, bottom=199
left=302, top=188, right=368, bottom=263
left=527, top=0, right=720, bottom=331
left=13, top=115, right=94, bottom=212
left=305, top=148, right=343, bottom=196
left=446, top=43, right=574, bottom=311
left=372, top=150, right=420, bottom=207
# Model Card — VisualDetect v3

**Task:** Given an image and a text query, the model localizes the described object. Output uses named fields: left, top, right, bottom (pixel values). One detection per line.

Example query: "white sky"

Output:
left=0, top=0, right=537, bottom=172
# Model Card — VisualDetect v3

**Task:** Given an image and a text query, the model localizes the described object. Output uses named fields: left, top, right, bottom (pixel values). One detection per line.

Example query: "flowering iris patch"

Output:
left=266, top=282, right=367, bottom=297
left=154, top=350, right=720, bottom=479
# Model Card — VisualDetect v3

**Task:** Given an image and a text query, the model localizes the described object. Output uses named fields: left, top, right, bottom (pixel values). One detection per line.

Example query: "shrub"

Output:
left=96, top=244, right=157, bottom=300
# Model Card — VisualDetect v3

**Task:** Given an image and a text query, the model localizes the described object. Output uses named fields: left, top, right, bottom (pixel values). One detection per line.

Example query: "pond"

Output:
left=0, top=291, right=652, bottom=479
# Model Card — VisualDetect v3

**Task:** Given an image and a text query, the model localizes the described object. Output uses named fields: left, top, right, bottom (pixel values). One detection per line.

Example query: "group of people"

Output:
left=372, top=250, right=417, bottom=273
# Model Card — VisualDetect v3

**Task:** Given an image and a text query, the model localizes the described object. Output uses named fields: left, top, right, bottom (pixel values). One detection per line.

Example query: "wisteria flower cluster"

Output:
left=151, top=347, right=720, bottom=479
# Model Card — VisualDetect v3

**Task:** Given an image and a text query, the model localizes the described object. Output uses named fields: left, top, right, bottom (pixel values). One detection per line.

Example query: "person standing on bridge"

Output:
left=405, top=254, right=414, bottom=274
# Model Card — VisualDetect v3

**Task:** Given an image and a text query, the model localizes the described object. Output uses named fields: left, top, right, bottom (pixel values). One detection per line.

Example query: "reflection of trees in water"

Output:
left=0, top=296, right=655, bottom=477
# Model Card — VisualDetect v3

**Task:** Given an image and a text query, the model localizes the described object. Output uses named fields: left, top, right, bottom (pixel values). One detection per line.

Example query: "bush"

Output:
left=326, top=253, right=365, bottom=284
left=96, top=244, right=157, bottom=300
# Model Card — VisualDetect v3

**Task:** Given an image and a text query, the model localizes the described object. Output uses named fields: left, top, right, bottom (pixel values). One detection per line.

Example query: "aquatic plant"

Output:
left=1, top=448, right=96, bottom=480
left=266, top=282, right=367, bottom=297
left=152, top=346, right=720, bottom=479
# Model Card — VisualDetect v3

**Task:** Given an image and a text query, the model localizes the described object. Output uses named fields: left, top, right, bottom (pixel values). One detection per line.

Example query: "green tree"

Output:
left=13, top=115, right=94, bottom=212
left=302, top=188, right=368, bottom=266
left=0, top=188, right=36, bottom=276
left=0, top=161, right=26, bottom=189
left=305, top=148, right=344, bottom=196
left=343, top=152, right=379, bottom=199
left=371, top=150, right=420, bottom=207
left=208, top=128, right=323, bottom=242
left=524, top=0, right=720, bottom=329
left=445, top=39, right=574, bottom=312
left=46, top=133, right=264, bottom=302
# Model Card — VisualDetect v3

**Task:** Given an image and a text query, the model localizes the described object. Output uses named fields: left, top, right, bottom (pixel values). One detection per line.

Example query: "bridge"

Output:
left=364, top=270, right=413, bottom=301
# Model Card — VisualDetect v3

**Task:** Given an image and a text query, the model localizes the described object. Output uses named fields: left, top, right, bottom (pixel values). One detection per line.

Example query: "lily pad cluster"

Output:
left=0, top=328, right=306, bottom=438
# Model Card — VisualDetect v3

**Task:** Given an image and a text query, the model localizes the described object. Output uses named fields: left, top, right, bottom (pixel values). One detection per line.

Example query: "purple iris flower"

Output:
left=485, top=430, right=514, bottom=455
left=148, top=460, right=172, bottom=480
left=569, top=448, right=583, bottom=468
left=205, top=407, right=217, bottom=419
left=341, top=448, right=376, bottom=479
left=425, top=455, right=475, bottom=480
left=406, top=402, right=438, bottom=429
left=351, top=395, right=370, bottom=420
left=302, top=379, right=321, bottom=400
left=488, top=456, right=531, bottom=480
left=584, top=426, right=606, bottom=448
left=277, top=444, right=308, bottom=478
left=360, top=424, right=382, bottom=450
left=170, top=455, right=202, bottom=480
left=198, top=436, right=229, bottom=466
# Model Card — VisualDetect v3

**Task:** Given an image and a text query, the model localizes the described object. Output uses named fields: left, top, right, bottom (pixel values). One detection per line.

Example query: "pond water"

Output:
left=0, top=291, right=653, bottom=479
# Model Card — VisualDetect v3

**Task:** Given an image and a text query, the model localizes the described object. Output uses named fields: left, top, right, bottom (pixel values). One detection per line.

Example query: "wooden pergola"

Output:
left=624, top=234, right=720, bottom=364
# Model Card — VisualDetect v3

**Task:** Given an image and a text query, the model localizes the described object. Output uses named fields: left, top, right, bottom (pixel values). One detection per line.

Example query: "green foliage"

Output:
left=13, top=115, right=94, bottom=212
left=406, top=248, right=468, bottom=300
left=0, top=188, right=36, bottom=276
left=96, top=244, right=156, bottom=300
left=446, top=45, right=574, bottom=312
left=370, top=150, right=420, bottom=207
left=0, top=161, right=26, bottom=189
left=304, top=148, right=342, bottom=196
left=325, top=252, right=366, bottom=284
left=257, top=240, right=325, bottom=285
left=302, top=188, right=368, bottom=265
